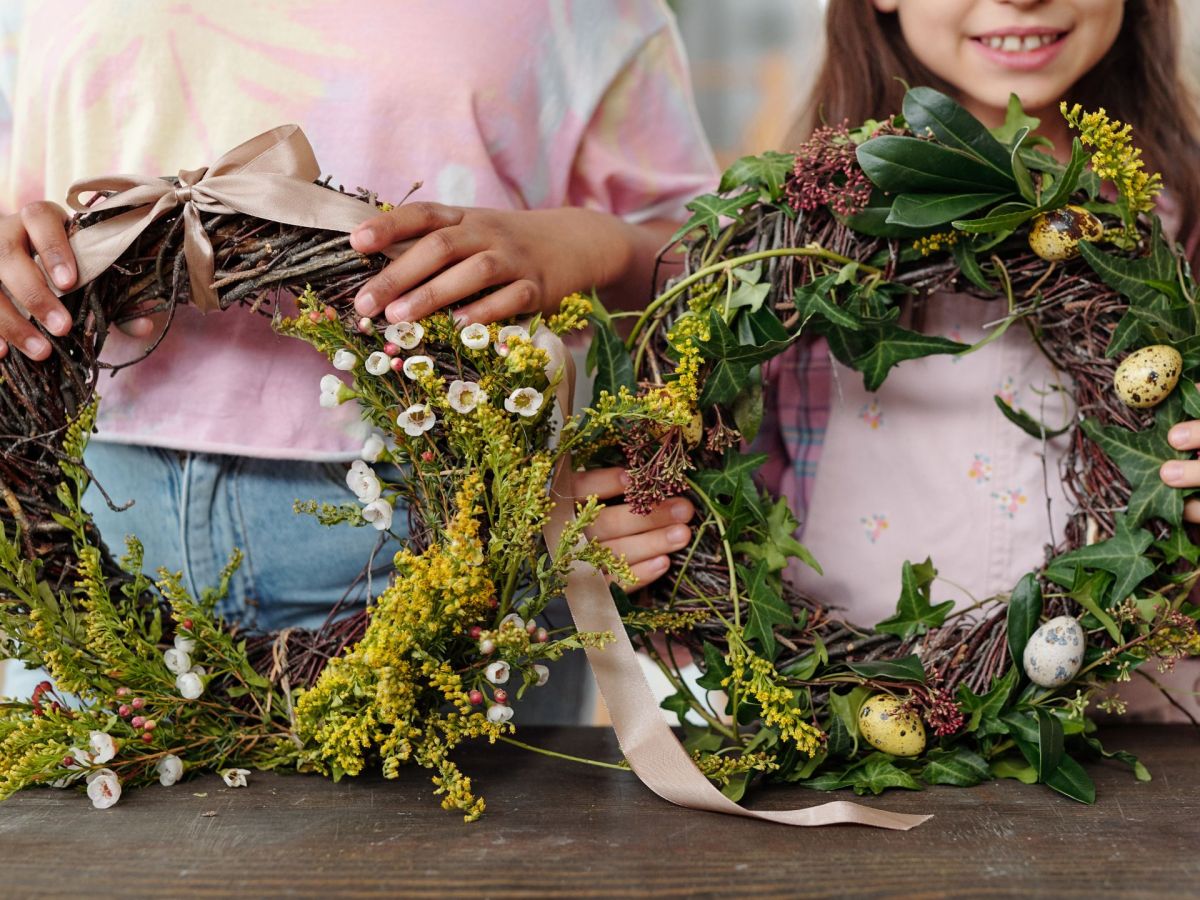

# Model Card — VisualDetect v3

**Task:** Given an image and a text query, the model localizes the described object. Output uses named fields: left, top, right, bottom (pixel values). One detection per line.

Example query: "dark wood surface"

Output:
left=0, top=726, right=1196, bottom=898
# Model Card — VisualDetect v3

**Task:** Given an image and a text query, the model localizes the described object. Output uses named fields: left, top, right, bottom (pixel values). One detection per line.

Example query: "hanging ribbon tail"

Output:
left=542, top=340, right=930, bottom=830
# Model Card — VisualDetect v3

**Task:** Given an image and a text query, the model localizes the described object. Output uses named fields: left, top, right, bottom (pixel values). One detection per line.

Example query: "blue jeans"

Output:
left=4, top=443, right=589, bottom=724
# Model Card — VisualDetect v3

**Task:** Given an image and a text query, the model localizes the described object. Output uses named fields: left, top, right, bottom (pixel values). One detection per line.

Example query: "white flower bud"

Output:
left=365, top=351, right=391, bottom=376
left=221, top=768, right=250, bottom=788
left=361, top=498, right=394, bottom=531
left=319, top=374, right=354, bottom=408
left=332, top=349, right=358, bottom=371
left=345, top=460, right=382, bottom=503
left=447, top=379, right=485, bottom=414
left=504, top=387, right=544, bottom=418
left=478, top=638, right=496, bottom=655
left=173, top=634, right=196, bottom=654
left=533, top=664, right=550, bottom=687
left=495, top=324, right=529, bottom=356
left=384, top=321, right=424, bottom=350
left=163, top=647, right=192, bottom=675
left=485, top=661, right=511, bottom=685
left=360, top=432, right=386, bottom=462
left=459, top=322, right=491, bottom=350
left=500, top=613, right=525, bottom=631
left=88, top=731, right=117, bottom=765
left=156, top=754, right=184, bottom=787
left=176, top=672, right=204, bottom=700
left=487, top=704, right=514, bottom=724
left=86, top=769, right=121, bottom=809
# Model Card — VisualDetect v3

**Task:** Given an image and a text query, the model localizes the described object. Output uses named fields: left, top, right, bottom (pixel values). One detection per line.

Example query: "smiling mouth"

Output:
left=974, top=32, right=1066, bottom=53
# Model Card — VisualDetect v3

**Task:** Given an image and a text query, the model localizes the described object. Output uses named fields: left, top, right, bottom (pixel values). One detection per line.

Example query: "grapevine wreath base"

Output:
left=2, top=91, right=1199, bottom=817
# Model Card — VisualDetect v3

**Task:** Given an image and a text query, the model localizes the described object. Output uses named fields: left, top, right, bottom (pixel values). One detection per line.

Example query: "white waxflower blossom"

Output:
left=531, top=325, right=567, bottom=379
left=86, top=769, right=122, bottom=809
left=505, top=387, right=544, bottom=418
left=176, top=672, right=204, bottom=700
left=487, top=704, right=514, bottom=724
left=500, top=613, right=525, bottom=631
left=361, top=499, right=394, bottom=532
left=319, top=374, right=348, bottom=408
left=221, top=768, right=251, bottom=788
left=163, top=647, right=192, bottom=676
left=365, top=351, right=391, bottom=376
left=447, top=380, right=485, bottom=414
left=156, top=754, right=184, bottom=787
left=384, top=321, right=424, bottom=350
left=402, top=355, right=434, bottom=380
left=397, top=404, right=436, bottom=437
left=174, top=633, right=196, bottom=654
left=345, top=460, right=382, bottom=503
left=88, top=732, right=117, bottom=765
left=459, top=322, right=491, bottom=350
left=495, top=324, right=529, bottom=356
left=534, top=664, right=550, bottom=687
left=360, top=432, right=386, bottom=462
left=332, top=349, right=358, bottom=371
left=189, top=665, right=207, bottom=677
left=485, top=661, right=511, bottom=685
left=67, top=748, right=93, bottom=770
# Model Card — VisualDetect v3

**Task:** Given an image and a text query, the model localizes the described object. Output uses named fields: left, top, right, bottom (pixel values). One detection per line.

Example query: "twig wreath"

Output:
left=1, top=90, right=1198, bottom=818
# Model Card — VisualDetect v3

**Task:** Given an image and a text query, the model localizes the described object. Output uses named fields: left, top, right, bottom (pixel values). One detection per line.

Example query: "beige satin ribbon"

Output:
left=543, top=346, right=929, bottom=829
left=63, top=124, right=381, bottom=312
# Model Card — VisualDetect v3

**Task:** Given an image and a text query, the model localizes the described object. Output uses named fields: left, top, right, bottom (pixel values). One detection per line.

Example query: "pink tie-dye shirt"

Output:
left=0, top=0, right=717, bottom=459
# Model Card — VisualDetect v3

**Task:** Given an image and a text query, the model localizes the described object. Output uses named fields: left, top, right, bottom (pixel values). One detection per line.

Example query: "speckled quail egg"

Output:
left=682, top=411, right=704, bottom=447
left=1027, top=205, right=1104, bottom=261
left=1113, top=344, right=1183, bottom=408
left=1022, top=615, right=1085, bottom=689
left=857, top=694, right=926, bottom=757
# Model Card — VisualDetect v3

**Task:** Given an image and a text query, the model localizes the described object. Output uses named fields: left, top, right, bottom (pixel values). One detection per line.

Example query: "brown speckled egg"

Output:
left=682, top=411, right=704, bottom=446
left=1113, top=344, right=1183, bottom=408
left=1028, top=205, right=1104, bottom=261
left=857, top=694, right=926, bottom=757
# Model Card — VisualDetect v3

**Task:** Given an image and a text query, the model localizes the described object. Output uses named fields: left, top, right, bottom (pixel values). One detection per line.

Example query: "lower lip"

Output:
left=971, top=34, right=1067, bottom=71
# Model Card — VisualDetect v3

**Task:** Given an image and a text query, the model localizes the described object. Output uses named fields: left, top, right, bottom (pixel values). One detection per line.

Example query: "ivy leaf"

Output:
left=696, top=309, right=793, bottom=406
left=1044, top=514, right=1155, bottom=606
left=902, top=86, right=1015, bottom=182
left=660, top=690, right=694, bottom=725
left=852, top=323, right=970, bottom=392
left=1006, top=573, right=1042, bottom=668
left=921, top=747, right=991, bottom=787
left=957, top=666, right=1018, bottom=736
left=733, top=496, right=821, bottom=575
left=1078, top=235, right=1173, bottom=310
left=695, top=641, right=731, bottom=693
left=732, top=378, right=764, bottom=444
left=845, top=753, right=924, bottom=796
left=829, top=685, right=872, bottom=755
left=1081, top=396, right=1187, bottom=527
left=718, top=151, right=795, bottom=202
left=692, top=449, right=767, bottom=503
left=586, top=311, right=635, bottom=404
left=671, top=190, right=755, bottom=241
left=726, top=263, right=770, bottom=313
left=843, top=655, right=926, bottom=683
left=875, top=559, right=955, bottom=639
left=1155, top=525, right=1200, bottom=565
left=739, top=561, right=793, bottom=659
left=990, top=93, right=1041, bottom=147
left=792, top=282, right=863, bottom=331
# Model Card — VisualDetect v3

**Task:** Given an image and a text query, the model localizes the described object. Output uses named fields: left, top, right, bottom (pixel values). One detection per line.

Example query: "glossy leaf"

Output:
left=672, top=190, right=755, bottom=241
left=887, top=191, right=1010, bottom=228
left=1045, top=514, right=1155, bottom=607
left=857, top=135, right=1016, bottom=194
left=921, top=747, right=991, bottom=787
left=718, top=151, right=795, bottom=201
left=853, top=323, right=970, bottom=392
left=587, top=314, right=635, bottom=405
left=844, top=655, right=927, bottom=683
left=902, top=86, right=1015, bottom=181
left=1006, top=573, right=1042, bottom=667
left=875, top=559, right=955, bottom=639
left=1045, top=754, right=1096, bottom=804
left=740, top=561, right=793, bottom=659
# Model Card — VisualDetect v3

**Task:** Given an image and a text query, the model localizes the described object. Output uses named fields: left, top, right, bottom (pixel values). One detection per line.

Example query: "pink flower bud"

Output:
left=144, top=719, right=157, bottom=731
left=356, top=316, right=374, bottom=334
left=131, top=716, right=145, bottom=729
left=526, top=620, right=538, bottom=635
left=389, top=357, right=404, bottom=372
left=324, top=307, right=338, bottom=321
left=308, top=310, right=322, bottom=323
left=131, top=698, right=145, bottom=710
left=115, top=687, right=131, bottom=698
left=62, top=756, right=75, bottom=768
left=118, top=704, right=131, bottom=717
left=536, top=628, right=549, bottom=643
left=383, top=342, right=400, bottom=356
left=468, top=690, right=483, bottom=706
left=493, top=689, right=508, bottom=704
left=141, top=732, right=154, bottom=744
left=479, top=638, right=495, bottom=655
left=421, top=450, right=434, bottom=462
left=182, top=619, right=194, bottom=631
left=469, top=626, right=482, bottom=640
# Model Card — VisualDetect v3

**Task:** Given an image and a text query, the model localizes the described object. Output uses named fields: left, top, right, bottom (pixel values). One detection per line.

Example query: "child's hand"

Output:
left=349, top=203, right=667, bottom=326
left=0, top=202, right=78, bottom=359
left=573, top=466, right=695, bottom=590
left=1161, top=421, right=1200, bottom=522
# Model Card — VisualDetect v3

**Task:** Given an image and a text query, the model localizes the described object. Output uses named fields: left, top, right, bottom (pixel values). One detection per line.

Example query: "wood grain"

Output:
left=0, top=726, right=1196, bottom=898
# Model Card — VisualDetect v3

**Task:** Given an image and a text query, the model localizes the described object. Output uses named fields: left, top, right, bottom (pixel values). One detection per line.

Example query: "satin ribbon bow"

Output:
left=64, top=124, right=380, bottom=312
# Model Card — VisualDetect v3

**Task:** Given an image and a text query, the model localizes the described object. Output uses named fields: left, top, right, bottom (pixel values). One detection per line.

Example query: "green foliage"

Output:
left=875, top=559, right=955, bottom=640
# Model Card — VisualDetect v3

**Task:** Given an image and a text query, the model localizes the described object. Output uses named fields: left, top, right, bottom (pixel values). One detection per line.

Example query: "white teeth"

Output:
left=982, top=33, right=1057, bottom=53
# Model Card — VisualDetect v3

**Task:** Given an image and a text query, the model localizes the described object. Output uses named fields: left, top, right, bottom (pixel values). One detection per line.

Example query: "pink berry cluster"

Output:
left=114, top=686, right=159, bottom=743
left=785, top=122, right=874, bottom=218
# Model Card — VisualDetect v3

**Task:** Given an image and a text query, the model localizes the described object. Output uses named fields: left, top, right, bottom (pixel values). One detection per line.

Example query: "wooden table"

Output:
left=0, top=726, right=1196, bottom=898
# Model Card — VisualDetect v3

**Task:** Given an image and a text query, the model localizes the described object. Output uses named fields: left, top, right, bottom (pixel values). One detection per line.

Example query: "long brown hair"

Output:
left=788, top=0, right=1200, bottom=247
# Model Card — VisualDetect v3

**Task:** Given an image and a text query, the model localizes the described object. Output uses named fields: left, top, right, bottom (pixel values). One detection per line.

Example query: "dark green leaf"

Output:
left=793, top=283, right=863, bottom=330
left=844, top=200, right=927, bottom=239
left=1006, top=573, right=1042, bottom=667
left=733, top=496, right=821, bottom=575
left=740, top=561, right=793, bottom=659
left=829, top=685, right=872, bottom=755
left=844, top=655, right=926, bottom=683
left=696, top=309, right=794, bottom=406
left=1035, top=709, right=1065, bottom=781
left=672, top=190, right=755, bottom=241
left=921, top=747, right=991, bottom=787
left=952, top=240, right=993, bottom=292
left=952, top=201, right=1037, bottom=234
left=1081, top=397, right=1187, bottom=527
left=852, top=323, right=970, bottom=392
left=695, top=641, right=731, bottom=692
left=660, top=690, right=694, bottom=725
left=1041, top=138, right=1088, bottom=210
left=1044, top=514, right=1155, bottom=607
left=994, top=395, right=1070, bottom=440
left=1045, top=754, right=1096, bottom=803
left=846, top=753, right=924, bottom=795
left=720, top=771, right=753, bottom=802
left=586, top=314, right=635, bottom=404
left=902, top=86, right=1015, bottom=180
left=1010, top=131, right=1037, bottom=204
left=887, top=192, right=1010, bottom=228
left=1078, top=238, right=1173, bottom=309
left=1082, top=736, right=1151, bottom=782
left=718, top=151, right=795, bottom=201
left=875, top=559, right=955, bottom=639
left=857, top=135, right=1016, bottom=194
left=958, top=666, right=1018, bottom=735
left=692, top=449, right=767, bottom=502
left=797, top=769, right=852, bottom=792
